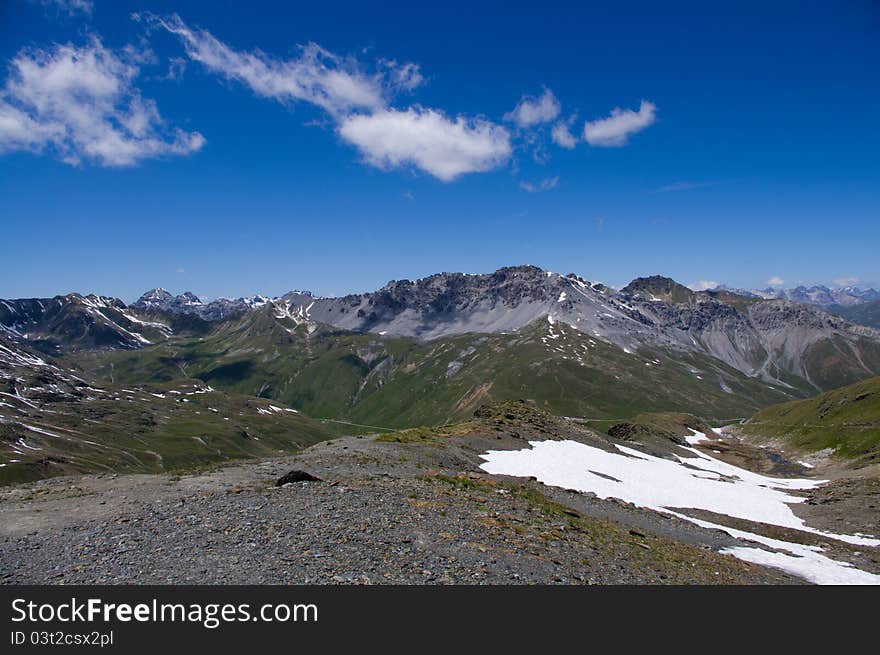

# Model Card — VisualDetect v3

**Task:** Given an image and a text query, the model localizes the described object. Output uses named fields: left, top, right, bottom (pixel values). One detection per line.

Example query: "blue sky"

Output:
left=1, top=0, right=878, bottom=302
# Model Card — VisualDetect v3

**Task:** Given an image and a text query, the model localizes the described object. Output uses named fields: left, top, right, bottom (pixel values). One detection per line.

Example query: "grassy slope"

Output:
left=0, top=379, right=345, bottom=485
left=801, top=334, right=880, bottom=391
left=73, top=308, right=798, bottom=431
left=741, top=376, right=880, bottom=463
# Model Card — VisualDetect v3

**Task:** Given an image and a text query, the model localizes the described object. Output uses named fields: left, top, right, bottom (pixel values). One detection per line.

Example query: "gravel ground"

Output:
left=0, top=412, right=807, bottom=585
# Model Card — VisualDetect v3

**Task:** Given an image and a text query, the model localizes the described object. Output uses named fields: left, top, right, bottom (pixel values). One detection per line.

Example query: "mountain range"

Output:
left=3, top=265, right=880, bottom=430
left=712, top=283, right=880, bottom=310
left=4, top=267, right=880, bottom=388
left=132, top=278, right=880, bottom=319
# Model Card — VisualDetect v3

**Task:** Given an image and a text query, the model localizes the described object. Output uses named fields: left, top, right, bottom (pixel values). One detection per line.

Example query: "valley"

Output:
left=1, top=266, right=879, bottom=585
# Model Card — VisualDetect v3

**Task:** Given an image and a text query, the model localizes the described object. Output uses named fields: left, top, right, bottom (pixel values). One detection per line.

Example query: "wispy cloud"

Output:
left=338, top=107, right=511, bottom=182
left=688, top=280, right=719, bottom=291
left=583, top=100, right=656, bottom=147
left=504, top=88, right=560, bottom=128
left=163, top=57, right=187, bottom=81
left=551, top=120, right=577, bottom=149
left=40, top=0, right=93, bottom=15
left=142, top=13, right=419, bottom=117
left=519, top=176, right=559, bottom=193
left=766, top=276, right=785, bottom=287
left=141, top=14, right=512, bottom=181
left=654, top=179, right=728, bottom=193
left=832, top=277, right=860, bottom=287
left=0, top=37, right=204, bottom=166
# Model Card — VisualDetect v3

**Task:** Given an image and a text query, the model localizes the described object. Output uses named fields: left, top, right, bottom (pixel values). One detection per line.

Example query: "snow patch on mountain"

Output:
left=479, top=435, right=880, bottom=584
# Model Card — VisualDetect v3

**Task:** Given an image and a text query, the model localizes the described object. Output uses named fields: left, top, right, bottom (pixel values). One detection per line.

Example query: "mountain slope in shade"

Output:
left=621, top=275, right=696, bottom=304
left=829, top=300, right=880, bottom=330
left=0, top=294, right=172, bottom=354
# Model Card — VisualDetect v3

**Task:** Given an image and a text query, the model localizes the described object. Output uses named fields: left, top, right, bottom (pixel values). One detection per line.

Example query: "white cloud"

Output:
left=519, top=176, right=559, bottom=193
left=583, top=100, right=656, bottom=147
left=138, top=14, right=518, bottom=182
left=133, top=14, right=657, bottom=181
left=379, top=59, right=424, bottom=92
left=689, top=280, right=719, bottom=291
left=766, top=276, right=785, bottom=287
left=551, top=121, right=577, bottom=149
left=42, top=0, right=93, bottom=15
left=146, top=13, right=419, bottom=117
left=0, top=38, right=204, bottom=166
left=0, top=102, right=60, bottom=151
left=504, top=88, right=560, bottom=128
left=338, top=107, right=511, bottom=181
left=832, top=277, right=860, bottom=287
left=164, top=57, right=187, bottom=81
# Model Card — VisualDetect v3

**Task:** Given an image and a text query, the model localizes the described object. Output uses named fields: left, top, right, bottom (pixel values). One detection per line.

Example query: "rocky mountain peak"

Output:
left=622, top=276, right=696, bottom=304
left=136, top=288, right=174, bottom=304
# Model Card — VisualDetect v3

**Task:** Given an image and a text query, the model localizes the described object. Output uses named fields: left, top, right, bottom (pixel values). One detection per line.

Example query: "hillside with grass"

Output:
left=0, top=332, right=344, bottom=484
left=740, top=376, right=880, bottom=466
left=73, top=305, right=799, bottom=430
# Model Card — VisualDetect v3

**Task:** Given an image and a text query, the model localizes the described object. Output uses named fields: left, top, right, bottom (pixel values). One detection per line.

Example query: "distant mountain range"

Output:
left=3, top=264, right=880, bottom=483
left=711, top=283, right=880, bottom=309
left=129, top=278, right=880, bottom=328
left=3, top=265, right=879, bottom=392
left=133, top=288, right=276, bottom=321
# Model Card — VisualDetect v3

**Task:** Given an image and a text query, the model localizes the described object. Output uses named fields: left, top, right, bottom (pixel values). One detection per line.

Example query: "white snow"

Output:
left=684, top=429, right=709, bottom=445
left=479, top=436, right=880, bottom=585
left=0, top=343, right=47, bottom=367
left=557, top=292, right=567, bottom=303
left=80, top=300, right=153, bottom=345
left=798, top=461, right=815, bottom=469
left=16, top=437, right=42, bottom=451
left=119, top=311, right=172, bottom=333
left=268, top=405, right=297, bottom=413
left=671, top=511, right=880, bottom=585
